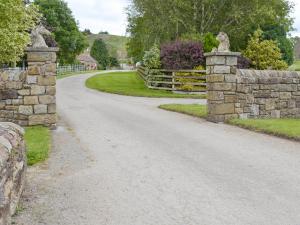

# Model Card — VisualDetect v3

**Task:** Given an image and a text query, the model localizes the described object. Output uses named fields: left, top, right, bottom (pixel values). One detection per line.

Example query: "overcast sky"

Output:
left=65, top=0, right=300, bottom=37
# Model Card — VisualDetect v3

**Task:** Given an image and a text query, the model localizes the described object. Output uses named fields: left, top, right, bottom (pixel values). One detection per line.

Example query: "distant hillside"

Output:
left=295, top=37, right=300, bottom=60
left=86, top=34, right=128, bottom=61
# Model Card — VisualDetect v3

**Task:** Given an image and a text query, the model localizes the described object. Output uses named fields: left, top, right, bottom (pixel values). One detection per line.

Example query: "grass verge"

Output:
left=24, top=126, right=51, bottom=166
left=57, top=70, right=102, bottom=80
left=86, top=72, right=206, bottom=99
left=159, top=104, right=207, bottom=118
left=159, top=103, right=300, bottom=141
left=228, top=119, right=300, bottom=141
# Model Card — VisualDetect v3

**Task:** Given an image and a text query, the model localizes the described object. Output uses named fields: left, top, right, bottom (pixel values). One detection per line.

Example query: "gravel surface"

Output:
left=14, top=72, right=300, bottom=225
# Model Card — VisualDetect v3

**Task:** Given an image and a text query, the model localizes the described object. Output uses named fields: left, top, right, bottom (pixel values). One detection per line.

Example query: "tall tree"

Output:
left=34, top=0, right=88, bottom=64
left=90, top=39, right=109, bottom=70
left=0, top=0, right=40, bottom=64
left=126, top=0, right=293, bottom=61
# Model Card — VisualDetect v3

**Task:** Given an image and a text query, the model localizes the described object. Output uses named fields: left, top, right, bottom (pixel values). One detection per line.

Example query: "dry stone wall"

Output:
left=205, top=52, right=300, bottom=122
left=0, top=123, right=26, bottom=225
left=0, top=48, right=58, bottom=127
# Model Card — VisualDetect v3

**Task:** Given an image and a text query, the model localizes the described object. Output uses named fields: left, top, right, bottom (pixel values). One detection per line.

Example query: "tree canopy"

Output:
left=34, top=0, right=88, bottom=65
left=0, top=0, right=40, bottom=64
left=91, top=39, right=109, bottom=70
left=126, top=0, right=294, bottom=62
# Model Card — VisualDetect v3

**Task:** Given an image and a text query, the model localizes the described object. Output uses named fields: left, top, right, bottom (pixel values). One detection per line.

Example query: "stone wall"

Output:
left=236, top=69, right=300, bottom=119
left=0, top=48, right=58, bottom=127
left=205, top=52, right=300, bottom=122
left=0, top=123, right=26, bottom=225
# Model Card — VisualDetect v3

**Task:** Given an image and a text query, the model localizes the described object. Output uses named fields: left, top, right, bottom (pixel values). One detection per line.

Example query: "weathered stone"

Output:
left=213, top=65, right=231, bottom=74
left=39, top=95, right=55, bottom=104
left=38, top=76, right=56, bottom=86
left=31, top=85, right=45, bottom=95
left=224, top=95, right=237, bottom=103
left=19, top=105, right=33, bottom=115
left=209, top=103, right=235, bottom=114
left=207, top=91, right=224, bottom=101
left=226, top=56, right=238, bottom=66
left=48, top=104, right=56, bottom=113
left=206, top=75, right=224, bottom=83
left=18, top=89, right=30, bottom=96
left=27, top=51, right=55, bottom=62
left=45, top=86, right=56, bottom=95
left=45, top=63, right=56, bottom=73
left=28, top=66, right=40, bottom=75
left=24, top=96, right=39, bottom=105
left=207, top=83, right=236, bottom=91
left=27, top=75, right=38, bottom=84
left=28, top=114, right=56, bottom=125
left=34, top=104, right=47, bottom=114
left=280, top=92, right=292, bottom=100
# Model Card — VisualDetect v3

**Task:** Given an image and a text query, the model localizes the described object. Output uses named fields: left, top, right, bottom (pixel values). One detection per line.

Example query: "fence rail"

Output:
left=56, top=64, right=87, bottom=75
left=137, top=66, right=206, bottom=92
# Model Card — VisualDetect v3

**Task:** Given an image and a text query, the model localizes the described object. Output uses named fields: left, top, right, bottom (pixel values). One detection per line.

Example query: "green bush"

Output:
left=143, top=44, right=161, bottom=69
left=244, top=29, right=288, bottom=70
left=202, top=32, right=219, bottom=53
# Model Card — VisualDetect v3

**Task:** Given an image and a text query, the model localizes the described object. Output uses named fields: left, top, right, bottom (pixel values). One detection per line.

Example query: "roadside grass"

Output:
left=159, top=103, right=300, bottom=141
left=159, top=104, right=207, bottom=118
left=24, top=126, right=51, bottom=166
left=228, top=119, right=300, bottom=140
left=57, top=70, right=102, bottom=80
left=86, top=72, right=206, bottom=99
left=289, top=60, right=300, bottom=71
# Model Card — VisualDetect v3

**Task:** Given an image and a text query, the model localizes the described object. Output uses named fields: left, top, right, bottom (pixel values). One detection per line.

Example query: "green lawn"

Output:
left=159, top=103, right=300, bottom=140
left=86, top=72, right=206, bottom=98
left=289, top=60, right=300, bottom=71
left=229, top=119, right=300, bottom=140
left=24, top=126, right=51, bottom=166
left=159, top=104, right=207, bottom=118
left=57, top=70, right=102, bottom=80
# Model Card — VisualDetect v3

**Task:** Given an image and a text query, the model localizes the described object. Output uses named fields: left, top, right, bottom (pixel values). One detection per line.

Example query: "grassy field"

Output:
left=289, top=60, right=300, bottom=71
left=24, top=126, right=51, bottom=166
left=86, top=72, right=206, bottom=99
left=159, top=103, right=300, bottom=141
left=87, top=34, right=128, bottom=60
left=159, top=104, right=207, bottom=118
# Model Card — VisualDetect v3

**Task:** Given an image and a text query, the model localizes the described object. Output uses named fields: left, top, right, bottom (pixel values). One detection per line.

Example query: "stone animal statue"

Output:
left=30, top=25, right=51, bottom=48
left=212, top=32, right=230, bottom=52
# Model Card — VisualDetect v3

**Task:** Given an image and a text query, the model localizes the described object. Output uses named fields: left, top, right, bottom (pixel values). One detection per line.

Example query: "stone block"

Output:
left=212, top=65, right=231, bottom=74
left=226, top=56, right=238, bottom=66
left=209, top=103, right=235, bottom=115
left=48, top=104, right=56, bottom=113
left=206, top=75, right=224, bottom=83
left=34, top=104, right=47, bottom=114
left=271, top=110, right=281, bottom=118
left=18, top=89, right=30, bottom=96
left=24, top=96, right=39, bottom=105
left=27, top=52, right=55, bottom=62
left=45, top=63, right=56, bottom=73
left=38, top=76, right=56, bottom=86
left=28, top=66, right=40, bottom=75
left=224, top=75, right=237, bottom=83
left=45, top=86, right=56, bottom=95
left=265, top=99, right=275, bottom=111
left=27, top=75, right=38, bottom=84
left=211, top=56, right=226, bottom=65
left=5, top=81, right=23, bottom=90
left=207, top=91, right=224, bottom=101
left=39, top=95, right=55, bottom=104
left=28, top=114, right=56, bottom=126
left=279, top=92, right=292, bottom=100
left=224, top=95, right=237, bottom=103
left=207, top=83, right=236, bottom=91
left=19, top=105, right=33, bottom=115
left=31, top=85, right=46, bottom=95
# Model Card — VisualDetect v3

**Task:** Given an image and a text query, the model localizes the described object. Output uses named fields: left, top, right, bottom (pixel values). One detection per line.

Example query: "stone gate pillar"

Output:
left=25, top=47, right=58, bottom=128
left=204, top=52, right=240, bottom=123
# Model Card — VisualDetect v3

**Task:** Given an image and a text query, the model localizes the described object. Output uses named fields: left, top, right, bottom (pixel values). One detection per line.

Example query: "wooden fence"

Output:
left=137, top=66, right=206, bottom=92
left=57, top=64, right=86, bottom=75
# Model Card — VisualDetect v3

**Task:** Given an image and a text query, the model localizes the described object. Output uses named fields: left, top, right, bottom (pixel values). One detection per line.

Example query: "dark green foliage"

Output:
left=91, top=39, right=109, bottom=70
left=83, top=29, right=92, bottom=35
left=34, top=0, right=88, bottom=64
left=108, top=57, right=120, bottom=68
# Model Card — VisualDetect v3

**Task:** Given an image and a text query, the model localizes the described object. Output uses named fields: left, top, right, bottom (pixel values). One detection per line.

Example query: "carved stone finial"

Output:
left=212, top=32, right=230, bottom=52
left=30, top=25, right=51, bottom=48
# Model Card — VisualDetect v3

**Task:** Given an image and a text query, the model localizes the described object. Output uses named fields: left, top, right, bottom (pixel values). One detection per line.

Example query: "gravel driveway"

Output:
left=15, top=72, right=300, bottom=225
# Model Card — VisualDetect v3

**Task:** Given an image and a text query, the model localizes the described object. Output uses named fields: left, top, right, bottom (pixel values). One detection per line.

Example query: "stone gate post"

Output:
left=25, top=47, right=58, bottom=128
left=204, top=52, right=240, bottom=123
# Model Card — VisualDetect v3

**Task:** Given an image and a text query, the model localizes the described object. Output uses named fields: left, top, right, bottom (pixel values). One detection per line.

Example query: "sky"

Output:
left=65, top=0, right=300, bottom=37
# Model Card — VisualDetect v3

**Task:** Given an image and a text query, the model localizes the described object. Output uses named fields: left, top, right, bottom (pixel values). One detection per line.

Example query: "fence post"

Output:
left=172, top=72, right=175, bottom=90
left=204, top=52, right=240, bottom=123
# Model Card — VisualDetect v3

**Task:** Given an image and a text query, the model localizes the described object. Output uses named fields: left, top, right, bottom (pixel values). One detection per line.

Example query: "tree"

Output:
left=0, top=0, right=40, bottom=64
left=126, top=0, right=293, bottom=61
left=34, top=0, right=88, bottom=64
left=108, top=57, right=120, bottom=68
left=83, top=29, right=92, bottom=35
left=244, top=29, right=288, bottom=70
left=90, top=39, right=109, bottom=70
left=143, top=44, right=161, bottom=69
